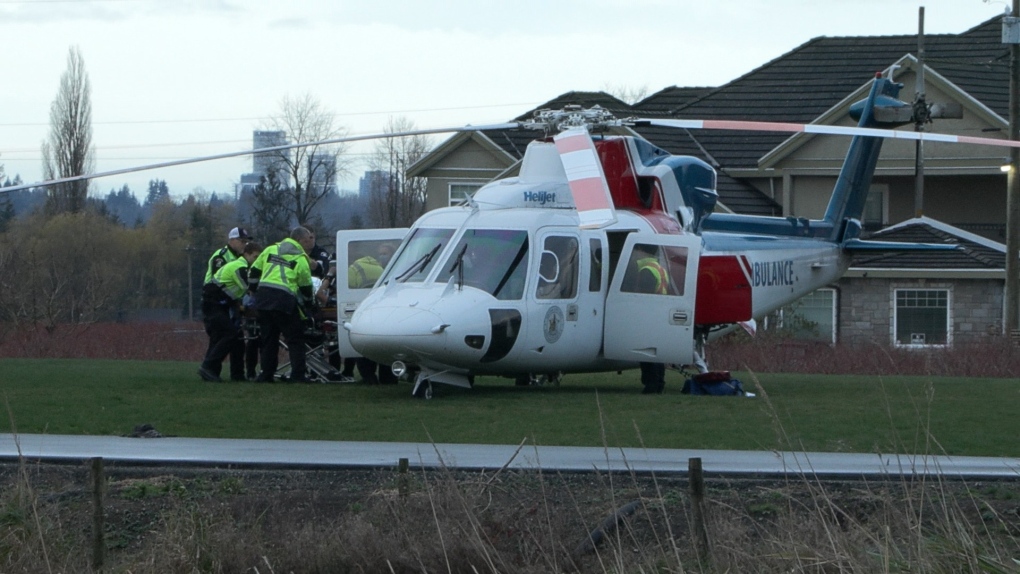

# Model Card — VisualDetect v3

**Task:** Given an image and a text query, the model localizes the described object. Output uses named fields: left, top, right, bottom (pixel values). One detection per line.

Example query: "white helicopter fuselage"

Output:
left=340, top=164, right=850, bottom=390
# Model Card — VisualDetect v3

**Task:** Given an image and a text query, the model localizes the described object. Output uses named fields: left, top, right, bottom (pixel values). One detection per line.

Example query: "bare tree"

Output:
left=42, top=46, right=94, bottom=215
left=261, top=94, right=349, bottom=225
left=367, top=117, right=432, bottom=228
left=601, top=83, right=649, bottom=105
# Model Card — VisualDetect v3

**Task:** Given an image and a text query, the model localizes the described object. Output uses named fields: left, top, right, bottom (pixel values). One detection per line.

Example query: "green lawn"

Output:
left=1, top=358, right=1017, bottom=457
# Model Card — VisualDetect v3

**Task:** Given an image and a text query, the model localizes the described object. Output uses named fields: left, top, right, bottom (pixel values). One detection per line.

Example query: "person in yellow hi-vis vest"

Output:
left=198, top=242, right=263, bottom=382
left=341, top=241, right=398, bottom=384
left=203, top=226, right=251, bottom=285
left=248, top=226, right=316, bottom=382
left=631, top=243, right=670, bottom=395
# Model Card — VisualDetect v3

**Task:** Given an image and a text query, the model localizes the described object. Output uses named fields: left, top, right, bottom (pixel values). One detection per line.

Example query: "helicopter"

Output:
left=331, top=72, right=1002, bottom=399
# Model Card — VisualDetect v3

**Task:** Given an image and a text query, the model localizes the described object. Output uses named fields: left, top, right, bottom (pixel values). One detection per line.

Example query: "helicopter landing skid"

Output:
left=412, top=375, right=433, bottom=400
left=514, top=372, right=563, bottom=386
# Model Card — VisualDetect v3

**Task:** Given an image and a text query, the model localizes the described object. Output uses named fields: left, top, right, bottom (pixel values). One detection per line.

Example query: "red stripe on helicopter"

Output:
left=957, top=135, right=1020, bottom=148
left=702, top=120, right=807, bottom=132
left=739, top=255, right=753, bottom=282
left=695, top=255, right=753, bottom=325
left=554, top=131, right=596, bottom=153
left=568, top=178, right=614, bottom=211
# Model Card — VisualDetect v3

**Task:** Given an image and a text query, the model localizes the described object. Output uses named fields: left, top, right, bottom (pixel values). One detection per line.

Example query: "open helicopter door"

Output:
left=335, top=228, right=409, bottom=359
left=603, top=232, right=701, bottom=365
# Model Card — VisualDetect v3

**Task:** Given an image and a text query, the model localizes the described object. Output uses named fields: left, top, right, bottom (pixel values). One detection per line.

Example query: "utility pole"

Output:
left=1006, top=0, right=1020, bottom=335
left=914, top=7, right=927, bottom=217
left=185, top=246, right=198, bottom=321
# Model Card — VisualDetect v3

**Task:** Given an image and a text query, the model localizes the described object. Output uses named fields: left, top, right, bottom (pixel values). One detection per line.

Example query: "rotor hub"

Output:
left=525, top=105, right=621, bottom=134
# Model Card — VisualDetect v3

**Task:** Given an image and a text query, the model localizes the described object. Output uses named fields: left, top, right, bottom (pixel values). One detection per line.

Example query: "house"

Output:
left=407, top=16, right=1013, bottom=347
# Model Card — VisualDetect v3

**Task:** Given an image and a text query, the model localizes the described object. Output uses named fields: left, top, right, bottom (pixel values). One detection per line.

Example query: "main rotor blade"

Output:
left=553, top=128, right=617, bottom=229
left=635, top=118, right=1020, bottom=148
left=1, top=122, right=521, bottom=194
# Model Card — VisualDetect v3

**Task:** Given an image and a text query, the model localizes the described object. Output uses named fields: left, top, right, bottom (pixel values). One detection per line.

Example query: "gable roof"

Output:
left=635, top=86, right=715, bottom=115
left=630, top=16, right=1009, bottom=170
left=851, top=216, right=1005, bottom=270
left=407, top=130, right=518, bottom=177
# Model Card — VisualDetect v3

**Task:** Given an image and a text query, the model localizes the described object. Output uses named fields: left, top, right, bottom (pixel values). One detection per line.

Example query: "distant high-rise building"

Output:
left=253, top=130, right=288, bottom=181
left=236, top=130, right=289, bottom=199
left=236, top=172, right=261, bottom=199
left=359, top=170, right=391, bottom=200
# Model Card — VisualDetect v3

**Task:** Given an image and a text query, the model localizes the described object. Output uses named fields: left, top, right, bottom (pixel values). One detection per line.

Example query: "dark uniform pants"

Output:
left=640, top=362, right=666, bottom=394
left=202, top=304, right=243, bottom=378
left=257, top=309, right=307, bottom=380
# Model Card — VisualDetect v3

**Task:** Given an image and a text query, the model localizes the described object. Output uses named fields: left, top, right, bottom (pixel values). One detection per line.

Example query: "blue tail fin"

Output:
left=822, top=75, right=909, bottom=242
left=699, top=75, right=910, bottom=240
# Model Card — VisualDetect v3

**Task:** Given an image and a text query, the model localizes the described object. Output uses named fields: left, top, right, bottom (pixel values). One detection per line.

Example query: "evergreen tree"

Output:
left=104, top=184, right=142, bottom=226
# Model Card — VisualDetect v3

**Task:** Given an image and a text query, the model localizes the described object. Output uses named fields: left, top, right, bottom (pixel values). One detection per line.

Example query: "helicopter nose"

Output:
left=349, top=305, right=449, bottom=364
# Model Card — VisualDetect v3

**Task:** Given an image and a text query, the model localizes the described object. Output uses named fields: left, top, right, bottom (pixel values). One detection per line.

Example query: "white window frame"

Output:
left=770, top=287, right=837, bottom=344
left=448, top=182, right=485, bottom=206
left=891, top=286, right=952, bottom=348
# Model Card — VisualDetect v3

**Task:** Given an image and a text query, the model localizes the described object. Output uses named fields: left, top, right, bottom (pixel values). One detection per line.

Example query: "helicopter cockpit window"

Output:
left=536, top=235, right=579, bottom=300
left=438, top=229, right=529, bottom=300
left=380, top=228, right=455, bottom=284
left=621, top=243, right=687, bottom=296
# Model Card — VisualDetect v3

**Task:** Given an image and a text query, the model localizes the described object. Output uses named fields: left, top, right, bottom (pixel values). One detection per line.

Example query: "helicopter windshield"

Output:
left=382, top=228, right=455, bottom=284
left=438, top=229, right=529, bottom=300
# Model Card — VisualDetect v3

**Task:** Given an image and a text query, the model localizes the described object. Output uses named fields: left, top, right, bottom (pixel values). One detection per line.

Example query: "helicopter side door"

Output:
left=335, top=228, right=409, bottom=359
left=603, top=233, right=701, bottom=365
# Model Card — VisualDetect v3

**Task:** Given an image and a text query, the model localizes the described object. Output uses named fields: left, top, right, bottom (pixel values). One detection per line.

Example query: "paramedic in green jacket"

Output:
left=249, top=226, right=316, bottom=382
left=198, top=242, right=263, bottom=382
left=204, top=226, right=251, bottom=285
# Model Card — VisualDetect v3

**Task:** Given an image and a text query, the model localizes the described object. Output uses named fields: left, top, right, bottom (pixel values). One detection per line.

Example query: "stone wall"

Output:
left=836, top=277, right=1003, bottom=345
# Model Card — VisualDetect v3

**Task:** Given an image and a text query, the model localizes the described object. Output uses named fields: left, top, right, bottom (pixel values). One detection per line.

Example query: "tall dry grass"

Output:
left=1, top=446, right=1017, bottom=573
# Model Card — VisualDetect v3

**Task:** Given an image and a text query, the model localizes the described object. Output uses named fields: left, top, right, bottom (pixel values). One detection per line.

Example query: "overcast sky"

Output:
left=0, top=0, right=1008, bottom=198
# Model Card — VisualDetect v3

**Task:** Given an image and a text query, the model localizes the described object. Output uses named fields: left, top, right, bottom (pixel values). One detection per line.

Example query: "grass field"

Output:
left=1, top=358, right=1017, bottom=457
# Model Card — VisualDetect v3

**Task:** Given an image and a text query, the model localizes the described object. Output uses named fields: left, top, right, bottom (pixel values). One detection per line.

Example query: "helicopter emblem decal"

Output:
left=543, top=306, right=565, bottom=344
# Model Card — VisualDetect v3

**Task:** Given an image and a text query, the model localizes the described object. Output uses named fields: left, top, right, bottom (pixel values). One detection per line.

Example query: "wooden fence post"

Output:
left=398, top=457, right=409, bottom=499
left=688, top=457, right=711, bottom=564
left=90, top=457, right=105, bottom=572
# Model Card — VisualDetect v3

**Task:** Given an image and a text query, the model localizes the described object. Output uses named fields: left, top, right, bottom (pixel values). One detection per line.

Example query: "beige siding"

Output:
left=416, top=136, right=516, bottom=210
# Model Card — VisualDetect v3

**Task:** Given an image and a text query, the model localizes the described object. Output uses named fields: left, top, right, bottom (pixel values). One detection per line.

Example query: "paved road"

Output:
left=3, top=434, right=1018, bottom=478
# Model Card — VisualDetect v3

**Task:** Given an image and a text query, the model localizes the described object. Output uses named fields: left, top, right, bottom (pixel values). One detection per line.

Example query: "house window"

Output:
left=894, top=289, right=949, bottom=346
left=449, top=183, right=484, bottom=205
left=863, top=184, right=888, bottom=230
left=771, top=288, right=836, bottom=343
